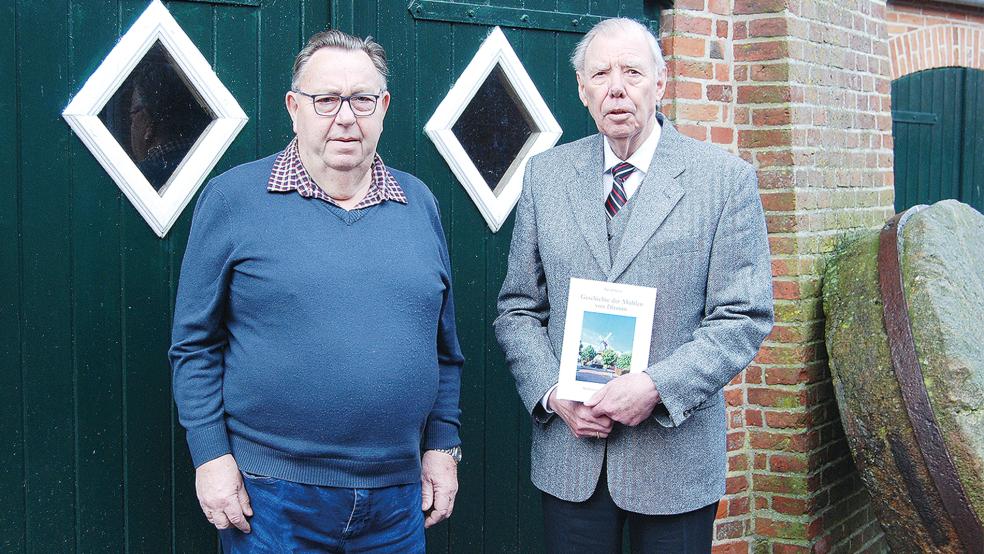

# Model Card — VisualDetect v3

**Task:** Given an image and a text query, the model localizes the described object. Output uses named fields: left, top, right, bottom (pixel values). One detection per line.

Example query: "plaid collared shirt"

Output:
left=267, top=137, right=407, bottom=208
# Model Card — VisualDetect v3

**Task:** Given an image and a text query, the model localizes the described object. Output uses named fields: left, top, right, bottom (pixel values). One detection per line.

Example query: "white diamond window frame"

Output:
left=63, top=0, right=247, bottom=238
left=425, top=27, right=562, bottom=233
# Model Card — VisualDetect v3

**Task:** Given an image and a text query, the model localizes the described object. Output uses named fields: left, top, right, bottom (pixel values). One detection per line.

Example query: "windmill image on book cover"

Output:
left=575, top=310, right=636, bottom=384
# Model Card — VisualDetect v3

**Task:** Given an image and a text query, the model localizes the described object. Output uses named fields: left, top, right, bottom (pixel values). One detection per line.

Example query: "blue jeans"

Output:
left=220, top=472, right=424, bottom=553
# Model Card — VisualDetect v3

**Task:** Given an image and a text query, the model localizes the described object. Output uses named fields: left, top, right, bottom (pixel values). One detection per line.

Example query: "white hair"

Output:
left=570, top=18, right=666, bottom=74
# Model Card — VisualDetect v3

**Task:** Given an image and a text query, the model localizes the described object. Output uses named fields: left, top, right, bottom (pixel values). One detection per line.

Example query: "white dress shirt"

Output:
left=601, top=119, right=662, bottom=202
left=540, top=119, right=663, bottom=413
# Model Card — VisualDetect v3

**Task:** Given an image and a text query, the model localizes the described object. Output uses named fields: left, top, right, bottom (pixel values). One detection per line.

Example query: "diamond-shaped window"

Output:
left=63, top=0, right=247, bottom=237
left=451, top=65, right=534, bottom=198
left=97, top=41, right=215, bottom=195
left=425, top=27, right=562, bottom=232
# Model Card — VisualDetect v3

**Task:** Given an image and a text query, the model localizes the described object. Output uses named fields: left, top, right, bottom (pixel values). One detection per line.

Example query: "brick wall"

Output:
left=885, top=0, right=984, bottom=78
left=660, top=3, right=751, bottom=551
left=659, top=0, right=916, bottom=552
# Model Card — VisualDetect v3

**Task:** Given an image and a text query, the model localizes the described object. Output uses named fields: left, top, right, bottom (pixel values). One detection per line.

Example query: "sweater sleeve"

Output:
left=169, top=183, right=237, bottom=467
left=422, top=197, right=465, bottom=450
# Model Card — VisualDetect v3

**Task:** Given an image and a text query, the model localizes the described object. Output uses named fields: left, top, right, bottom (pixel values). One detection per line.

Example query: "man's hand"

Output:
left=584, top=372, right=661, bottom=426
left=550, top=388, right=614, bottom=439
left=195, top=454, right=252, bottom=533
left=421, top=450, right=459, bottom=528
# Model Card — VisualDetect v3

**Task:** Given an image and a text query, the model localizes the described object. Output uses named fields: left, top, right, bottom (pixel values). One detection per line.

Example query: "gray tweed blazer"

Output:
left=494, top=116, right=774, bottom=515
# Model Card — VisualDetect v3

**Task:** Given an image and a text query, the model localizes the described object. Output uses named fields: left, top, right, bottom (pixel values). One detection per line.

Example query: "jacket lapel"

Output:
left=565, top=135, right=611, bottom=275
left=608, top=119, right=687, bottom=282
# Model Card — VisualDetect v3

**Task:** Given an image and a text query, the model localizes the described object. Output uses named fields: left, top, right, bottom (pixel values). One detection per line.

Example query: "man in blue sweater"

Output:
left=169, top=30, right=464, bottom=553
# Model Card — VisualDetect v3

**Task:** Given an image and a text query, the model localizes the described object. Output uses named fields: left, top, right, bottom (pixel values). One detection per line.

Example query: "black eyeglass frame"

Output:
left=291, top=89, right=386, bottom=117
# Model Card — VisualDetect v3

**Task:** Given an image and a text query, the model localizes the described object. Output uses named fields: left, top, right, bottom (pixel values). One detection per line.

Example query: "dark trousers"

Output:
left=542, top=464, right=718, bottom=554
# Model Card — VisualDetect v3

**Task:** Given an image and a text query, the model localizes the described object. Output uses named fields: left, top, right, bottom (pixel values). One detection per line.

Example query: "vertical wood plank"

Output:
left=962, top=69, right=984, bottom=212
left=447, top=22, right=489, bottom=554
left=258, top=0, right=297, bottom=154
left=18, top=0, right=77, bottom=549
left=375, top=0, right=414, bottom=172
left=412, top=22, right=455, bottom=552
left=0, top=0, right=26, bottom=549
left=70, top=0, right=126, bottom=551
left=480, top=18, right=524, bottom=554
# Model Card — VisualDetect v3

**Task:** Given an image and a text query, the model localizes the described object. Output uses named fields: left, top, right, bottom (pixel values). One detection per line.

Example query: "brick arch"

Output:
left=890, top=24, right=984, bottom=80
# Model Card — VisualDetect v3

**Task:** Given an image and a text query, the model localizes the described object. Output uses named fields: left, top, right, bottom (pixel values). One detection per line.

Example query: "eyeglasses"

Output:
left=291, top=89, right=384, bottom=117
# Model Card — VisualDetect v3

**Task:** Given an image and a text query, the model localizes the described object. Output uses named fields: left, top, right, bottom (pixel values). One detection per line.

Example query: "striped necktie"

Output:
left=605, top=161, right=635, bottom=219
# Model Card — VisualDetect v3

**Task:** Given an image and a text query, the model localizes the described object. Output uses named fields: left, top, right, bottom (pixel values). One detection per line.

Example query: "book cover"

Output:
left=556, top=278, right=657, bottom=402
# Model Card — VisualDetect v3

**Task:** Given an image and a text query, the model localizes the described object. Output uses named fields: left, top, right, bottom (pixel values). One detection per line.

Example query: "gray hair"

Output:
left=570, top=18, right=666, bottom=74
left=292, top=29, right=389, bottom=89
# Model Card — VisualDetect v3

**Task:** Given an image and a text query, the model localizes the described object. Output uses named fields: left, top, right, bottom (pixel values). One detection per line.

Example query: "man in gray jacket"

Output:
left=495, top=18, right=773, bottom=553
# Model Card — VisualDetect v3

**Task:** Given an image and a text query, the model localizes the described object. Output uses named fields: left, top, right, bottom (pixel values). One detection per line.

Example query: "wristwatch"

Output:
left=431, top=445, right=462, bottom=464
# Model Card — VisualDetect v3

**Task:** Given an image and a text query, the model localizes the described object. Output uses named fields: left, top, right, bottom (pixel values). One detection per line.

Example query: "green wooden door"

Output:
left=1, top=0, right=662, bottom=552
left=892, top=67, right=984, bottom=213
left=334, top=2, right=662, bottom=551
left=1, top=1, right=327, bottom=551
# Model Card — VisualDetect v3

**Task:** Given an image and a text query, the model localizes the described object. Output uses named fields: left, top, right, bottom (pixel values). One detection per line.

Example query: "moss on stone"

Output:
left=822, top=200, right=984, bottom=552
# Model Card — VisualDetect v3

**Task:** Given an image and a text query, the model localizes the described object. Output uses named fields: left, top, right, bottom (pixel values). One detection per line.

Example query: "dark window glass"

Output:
left=452, top=65, right=536, bottom=196
left=98, top=41, right=214, bottom=194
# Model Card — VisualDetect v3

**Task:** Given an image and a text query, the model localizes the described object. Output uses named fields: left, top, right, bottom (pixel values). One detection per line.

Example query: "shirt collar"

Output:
left=267, top=137, right=407, bottom=206
left=602, top=118, right=662, bottom=175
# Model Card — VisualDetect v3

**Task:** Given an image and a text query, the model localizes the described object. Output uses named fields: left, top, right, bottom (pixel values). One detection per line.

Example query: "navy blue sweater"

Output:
left=169, top=153, right=464, bottom=488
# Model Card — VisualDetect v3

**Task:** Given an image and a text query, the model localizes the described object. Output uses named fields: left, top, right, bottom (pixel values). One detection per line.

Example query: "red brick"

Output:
left=751, top=62, right=789, bottom=81
left=755, top=517, right=808, bottom=539
left=752, top=106, right=792, bottom=126
left=706, top=84, right=733, bottom=102
left=759, top=191, right=795, bottom=211
left=665, top=36, right=708, bottom=57
left=737, top=85, right=791, bottom=104
left=765, top=366, right=818, bottom=386
left=735, top=40, right=788, bottom=61
left=772, top=495, right=807, bottom=516
left=771, top=279, right=800, bottom=300
left=709, top=0, right=731, bottom=16
left=711, top=126, right=734, bottom=144
left=674, top=0, right=705, bottom=9
left=715, top=63, right=730, bottom=80
left=716, top=20, right=729, bottom=38
left=716, top=520, right=746, bottom=540
left=734, top=0, right=786, bottom=14
left=738, top=129, right=791, bottom=148
left=770, top=453, right=809, bottom=473
left=729, top=495, right=751, bottom=516
left=726, top=475, right=749, bottom=494
left=771, top=544, right=810, bottom=554
left=745, top=365, right=763, bottom=384
left=729, top=453, right=749, bottom=471
left=668, top=60, right=714, bottom=79
left=754, top=453, right=767, bottom=470
left=749, top=431, right=811, bottom=452
left=749, top=17, right=788, bottom=37
left=666, top=80, right=702, bottom=100
left=765, top=410, right=809, bottom=429
left=678, top=103, right=721, bottom=121
left=672, top=14, right=714, bottom=35
left=713, top=541, right=750, bottom=554
left=747, top=387, right=804, bottom=409
left=756, top=151, right=793, bottom=167
left=677, top=124, right=707, bottom=141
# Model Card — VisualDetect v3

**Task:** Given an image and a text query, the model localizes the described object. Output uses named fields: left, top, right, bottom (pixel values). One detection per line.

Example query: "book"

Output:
left=556, top=278, right=658, bottom=402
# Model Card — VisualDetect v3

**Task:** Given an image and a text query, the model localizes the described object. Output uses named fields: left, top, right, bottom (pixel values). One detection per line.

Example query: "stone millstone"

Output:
left=824, top=200, right=984, bottom=553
